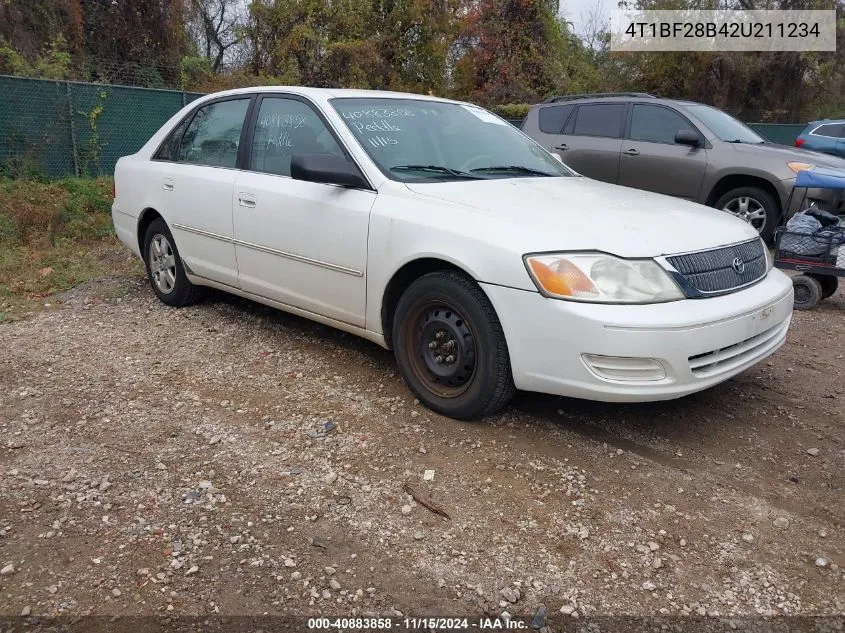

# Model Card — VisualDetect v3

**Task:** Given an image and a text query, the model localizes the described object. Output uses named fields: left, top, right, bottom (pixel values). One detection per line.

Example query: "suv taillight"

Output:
left=794, top=138, right=805, bottom=147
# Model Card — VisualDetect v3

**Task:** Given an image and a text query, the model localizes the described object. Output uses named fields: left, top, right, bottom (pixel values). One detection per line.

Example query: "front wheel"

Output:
left=714, top=186, right=779, bottom=244
left=392, top=271, right=515, bottom=420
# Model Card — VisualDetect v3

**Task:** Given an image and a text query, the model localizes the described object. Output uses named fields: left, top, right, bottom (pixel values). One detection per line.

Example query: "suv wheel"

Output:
left=714, top=186, right=778, bottom=243
left=143, top=218, right=205, bottom=307
left=392, top=271, right=515, bottom=420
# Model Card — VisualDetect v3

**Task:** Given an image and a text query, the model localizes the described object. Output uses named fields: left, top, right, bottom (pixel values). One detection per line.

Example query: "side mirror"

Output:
left=675, top=130, right=701, bottom=147
left=290, top=154, right=369, bottom=189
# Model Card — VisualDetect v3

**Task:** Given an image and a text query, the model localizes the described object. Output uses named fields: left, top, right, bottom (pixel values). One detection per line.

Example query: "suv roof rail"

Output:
left=541, top=92, right=657, bottom=104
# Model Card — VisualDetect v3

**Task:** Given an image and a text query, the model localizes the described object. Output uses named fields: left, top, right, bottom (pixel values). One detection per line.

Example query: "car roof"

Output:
left=194, top=85, right=464, bottom=104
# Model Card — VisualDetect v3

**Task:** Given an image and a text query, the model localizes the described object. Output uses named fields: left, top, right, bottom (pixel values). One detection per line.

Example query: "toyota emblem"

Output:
left=731, top=257, right=746, bottom=274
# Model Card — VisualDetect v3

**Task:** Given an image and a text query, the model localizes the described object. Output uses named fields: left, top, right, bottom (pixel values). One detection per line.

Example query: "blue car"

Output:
left=795, top=119, right=845, bottom=158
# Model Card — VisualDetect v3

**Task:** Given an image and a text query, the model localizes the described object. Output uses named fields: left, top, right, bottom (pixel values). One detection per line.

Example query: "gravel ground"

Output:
left=0, top=274, right=843, bottom=628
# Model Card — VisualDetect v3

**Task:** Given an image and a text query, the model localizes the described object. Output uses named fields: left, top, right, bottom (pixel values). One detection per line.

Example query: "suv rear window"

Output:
left=571, top=104, right=625, bottom=138
left=538, top=104, right=574, bottom=134
left=812, top=123, right=845, bottom=138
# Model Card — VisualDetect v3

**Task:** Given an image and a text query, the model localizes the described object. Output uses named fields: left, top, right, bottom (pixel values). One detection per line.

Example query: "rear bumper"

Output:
left=482, top=270, right=794, bottom=402
left=112, top=203, right=141, bottom=258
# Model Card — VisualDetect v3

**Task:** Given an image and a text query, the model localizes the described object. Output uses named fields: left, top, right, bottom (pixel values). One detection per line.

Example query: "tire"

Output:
left=392, top=270, right=515, bottom=420
left=142, top=218, right=205, bottom=307
left=714, top=186, right=779, bottom=244
left=809, top=273, right=838, bottom=300
left=791, top=274, right=822, bottom=310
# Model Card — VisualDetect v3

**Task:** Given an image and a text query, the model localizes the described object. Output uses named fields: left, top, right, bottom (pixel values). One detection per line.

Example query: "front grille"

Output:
left=666, top=238, right=766, bottom=296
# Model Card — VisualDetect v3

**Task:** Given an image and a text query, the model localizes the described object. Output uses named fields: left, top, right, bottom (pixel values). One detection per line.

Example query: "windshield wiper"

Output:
left=390, top=165, right=483, bottom=179
left=470, top=165, right=556, bottom=177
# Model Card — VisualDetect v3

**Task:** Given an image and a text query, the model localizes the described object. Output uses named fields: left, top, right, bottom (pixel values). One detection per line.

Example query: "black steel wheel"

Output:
left=392, top=271, right=515, bottom=419
left=792, top=274, right=822, bottom=310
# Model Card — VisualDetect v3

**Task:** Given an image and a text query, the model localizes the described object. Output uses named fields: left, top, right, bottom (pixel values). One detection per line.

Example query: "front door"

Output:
left=618, top=103, right=707, bottom=200
left=233, top=95, right=375, bottom=327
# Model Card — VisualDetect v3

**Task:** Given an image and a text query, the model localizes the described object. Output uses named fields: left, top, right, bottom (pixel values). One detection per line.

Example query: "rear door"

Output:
left=618, top=103, right=707, bottom=200
left=153, top=96, right=252, bottom=288
left=528, top=103, right=575, bottom=155
left=555, top=103, right=626, bottom=183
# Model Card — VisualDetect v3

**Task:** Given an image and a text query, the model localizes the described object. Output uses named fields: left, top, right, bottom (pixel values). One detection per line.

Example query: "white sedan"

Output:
left=112, top=87, right=794, bottom=419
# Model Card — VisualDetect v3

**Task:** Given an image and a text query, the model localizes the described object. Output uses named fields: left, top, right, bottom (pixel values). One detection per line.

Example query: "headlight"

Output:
left=788, top=161, right=815, bottom=174
left=524, top=252, right=684, bottom=303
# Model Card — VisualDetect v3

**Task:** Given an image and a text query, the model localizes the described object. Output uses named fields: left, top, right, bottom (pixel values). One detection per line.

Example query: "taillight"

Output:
left=794, top=138, right=804, bottom=147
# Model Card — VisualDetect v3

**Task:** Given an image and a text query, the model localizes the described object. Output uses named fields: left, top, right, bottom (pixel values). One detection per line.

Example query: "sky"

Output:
left=563, top=0, right=615, bottom=37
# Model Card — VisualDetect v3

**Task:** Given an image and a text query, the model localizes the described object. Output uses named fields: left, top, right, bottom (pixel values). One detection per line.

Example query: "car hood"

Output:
left=731, top=142, right=845, bottom=169
left=404, top=176, right=759, bottom=258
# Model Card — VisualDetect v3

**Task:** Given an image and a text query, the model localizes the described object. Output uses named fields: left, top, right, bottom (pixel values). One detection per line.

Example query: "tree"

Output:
left=185, top=0, right=243, bottom=71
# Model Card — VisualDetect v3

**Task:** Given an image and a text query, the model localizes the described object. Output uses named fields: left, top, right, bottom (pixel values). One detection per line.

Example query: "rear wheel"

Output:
left=792, top=274, right=822, bottom=310
left=392, top=271, right=515, bottom=420
left=809, top=273, right=838, bottom=299
left=715, top=186, right=779, bottom=243
left=143, top=218, right=205, bottom=307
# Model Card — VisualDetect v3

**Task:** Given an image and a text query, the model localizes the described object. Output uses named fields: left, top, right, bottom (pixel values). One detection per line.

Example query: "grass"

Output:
left=0, top=177, right=141, bottom=322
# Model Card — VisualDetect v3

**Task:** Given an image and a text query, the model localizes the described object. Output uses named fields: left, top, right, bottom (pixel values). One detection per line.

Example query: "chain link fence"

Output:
left=0, top=75, right=204, bottom=179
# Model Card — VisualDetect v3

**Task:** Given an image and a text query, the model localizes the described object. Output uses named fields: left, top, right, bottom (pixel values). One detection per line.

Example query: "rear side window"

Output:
left=630, top=104, right=697, bottom=144
left=571, top=104, right=625, bottom=138
left=538, top=104, right=574, bottom=134
left=812, top=123, right=845, bottom=138
left=178, top=98, right=250, bottom=167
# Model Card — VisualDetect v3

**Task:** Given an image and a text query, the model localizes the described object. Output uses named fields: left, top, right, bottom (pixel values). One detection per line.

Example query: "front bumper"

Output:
left=482, top=269, right=793, bottom=402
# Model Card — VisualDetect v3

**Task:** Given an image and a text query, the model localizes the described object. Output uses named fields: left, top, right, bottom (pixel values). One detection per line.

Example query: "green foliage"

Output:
left=0, top=36, right=72, bottom=79
left=489, top=103, right=532, bottom=119
left=0, top=177, right=114, bottom=248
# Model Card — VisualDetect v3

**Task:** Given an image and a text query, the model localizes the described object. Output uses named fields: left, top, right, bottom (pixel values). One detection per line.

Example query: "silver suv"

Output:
left=521, top=93, right=845, bottom=242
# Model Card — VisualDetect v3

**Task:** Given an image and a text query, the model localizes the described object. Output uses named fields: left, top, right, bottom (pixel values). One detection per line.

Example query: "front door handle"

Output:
left=555, top=143, right=569, bottom=151
left=162, top=178, right=174, bottom=191
left=622, top=148, right=640, bottom=156
left=238, top=193, right=256, bottom=208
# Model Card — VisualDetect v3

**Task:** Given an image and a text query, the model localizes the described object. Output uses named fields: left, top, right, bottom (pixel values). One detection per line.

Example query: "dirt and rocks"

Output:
left=0, top=275, right=843, bottom=628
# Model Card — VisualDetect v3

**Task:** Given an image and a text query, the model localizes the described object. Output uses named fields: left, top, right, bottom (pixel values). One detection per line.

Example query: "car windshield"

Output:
left=330, top=98, right=573, bottom=182
left=685, top=105, right=765, bottom=144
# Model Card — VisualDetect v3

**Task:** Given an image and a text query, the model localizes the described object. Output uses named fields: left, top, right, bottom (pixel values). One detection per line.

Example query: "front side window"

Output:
left=178, top=98, right=250, bottom=167
left=571, top=104, right=625, bottom=138
left=813, top=123, right=845, bottom=138
left=330, top=98, right=572, bottom=182
left=630, top=105, right=698, bottom=144
left=684, top=104, right=764, bottom=144
left=249, top=97, right=344, bottom=177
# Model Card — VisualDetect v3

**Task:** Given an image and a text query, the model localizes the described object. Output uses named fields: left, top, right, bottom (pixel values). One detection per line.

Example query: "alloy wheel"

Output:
left=149, top=234, right=177, bottom=294
left=722, top=196, right=767, bottom=232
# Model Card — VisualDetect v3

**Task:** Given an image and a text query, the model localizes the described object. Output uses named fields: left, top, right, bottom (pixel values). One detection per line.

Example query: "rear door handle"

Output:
left=554, top=144, right=569, bottom=151
left=238, top=193, right=256, bottom=208
left=622, top=148, right=640, bottom=156
left=162, top=178, right=174, bottom=191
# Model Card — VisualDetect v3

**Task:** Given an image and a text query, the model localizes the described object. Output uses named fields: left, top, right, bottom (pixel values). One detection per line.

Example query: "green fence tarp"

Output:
left=0, top=75, right=203, bottom=178
left=0, top=75, right=809, bottom=178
